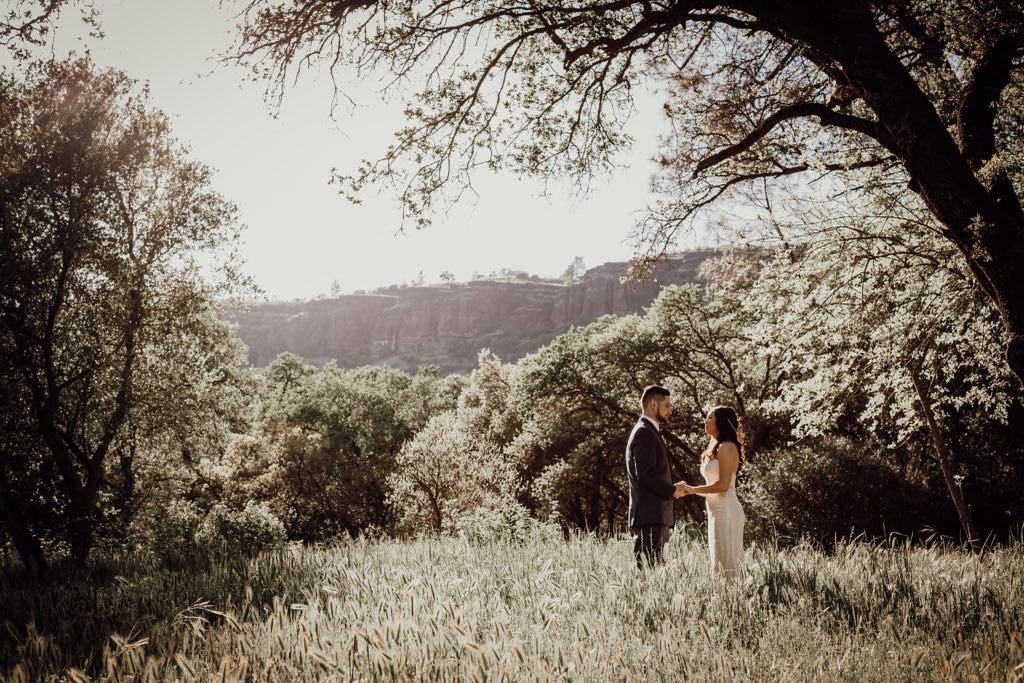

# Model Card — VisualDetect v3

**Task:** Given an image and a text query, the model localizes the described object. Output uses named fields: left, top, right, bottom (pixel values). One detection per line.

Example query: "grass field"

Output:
left=2, top=530, right=1022, bottom=682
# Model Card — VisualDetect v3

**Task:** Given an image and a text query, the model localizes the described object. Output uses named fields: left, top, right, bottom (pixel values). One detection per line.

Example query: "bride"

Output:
left=677, top=406, right=746, bottom=581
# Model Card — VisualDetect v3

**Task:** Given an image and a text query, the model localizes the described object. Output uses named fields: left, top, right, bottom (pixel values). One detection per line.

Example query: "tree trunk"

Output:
left=910, top=368, right=980, bottom=549
left=0, top=489, right=47, bottom=572
left=68, top=494, right=94, bottom=564
left=569, top=495, right=584, bottom=530
left=585, top=479, right=602, bottom=532
left=606, top=501, right=618, bottom=533
left=116, top=425, right=138, bottom=531
left=70, top=455, right=107, bottom=564
left=429, top=492, right=442, bottom=531
left=35, top=424, right=96, bottom=565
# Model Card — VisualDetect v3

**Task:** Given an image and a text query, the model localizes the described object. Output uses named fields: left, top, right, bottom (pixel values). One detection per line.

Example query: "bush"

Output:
left=131, top=499, right=206, bottom=564
left=447, top=500, right=556, bottom=545
left=740, top=438, right=954, bottom=547
left=195, top=502, right=287, bottom=556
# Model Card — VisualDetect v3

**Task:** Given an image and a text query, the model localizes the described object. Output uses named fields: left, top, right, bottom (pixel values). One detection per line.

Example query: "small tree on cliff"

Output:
left=560, top=256, right=586, bottom=284
left=229, top=1, right=1024, bottom=388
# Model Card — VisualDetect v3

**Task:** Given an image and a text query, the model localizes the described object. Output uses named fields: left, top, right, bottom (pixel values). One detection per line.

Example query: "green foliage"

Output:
left=1, top=536, right=1022, bottom=680
left=131, top=499, right=204, bottom=566
left=133, top=497, right=287, bottom=566
left=741, top=218, right=1024, bottom=544
left=229, top=0, right=1024, bottom=394
left=747, top=231, right=1017, bottom=444
left=0, top=57, right=252, bottom=567
left=142, top=357, right=468, bottom=545
left=511, top=315, right=650, bottom=532
left=195, top=502, right=286, bottom=557
left=559, top=256, right=586, bottom=284
left=384, top=253, right=1021, bottom=544
left=262, top=352, right=316, bottom=412
left=2, top=51, right=1018, bottom=563
left=448, top=502, right=552, bottom=546
left=6, top=0, right=1023, bottom=608
left=740, top=439, right=953, bottom=547
left=387, top=411, right=465, bottom=534
left=1, top=1, right=98, bottom=60
left=503, top=282, right=781, bottom=534
left=389, top=351, right=526, bottom=538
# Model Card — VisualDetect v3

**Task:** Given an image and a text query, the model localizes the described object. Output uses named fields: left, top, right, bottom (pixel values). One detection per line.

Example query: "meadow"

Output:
left=2, top=529, right=1022, bottom=682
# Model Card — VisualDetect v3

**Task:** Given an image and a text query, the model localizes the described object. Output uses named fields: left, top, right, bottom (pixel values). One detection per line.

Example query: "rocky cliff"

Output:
left=227, top=251, right=714, bottom=373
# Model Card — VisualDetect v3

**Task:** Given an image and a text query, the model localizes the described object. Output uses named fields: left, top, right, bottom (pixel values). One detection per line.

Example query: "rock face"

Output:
left=228, top=251, right=714, bottom=373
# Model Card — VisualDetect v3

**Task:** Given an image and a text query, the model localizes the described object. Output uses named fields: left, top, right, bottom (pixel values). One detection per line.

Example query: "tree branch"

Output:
left=694, top=101, right=892, bottom=176
left=563, top=2, right=716, bottom=69
left=958, top=34, right=1023, bottom=168
left=957, top=33, right=1024, bottom=223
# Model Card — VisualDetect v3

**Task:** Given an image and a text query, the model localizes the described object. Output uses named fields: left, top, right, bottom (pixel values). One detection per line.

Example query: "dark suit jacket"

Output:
left=626, top=417, right=675, bottom=529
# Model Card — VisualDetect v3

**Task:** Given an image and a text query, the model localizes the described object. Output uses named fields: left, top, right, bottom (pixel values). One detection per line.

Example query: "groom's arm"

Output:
left=630, top=430, right=676, bottom=500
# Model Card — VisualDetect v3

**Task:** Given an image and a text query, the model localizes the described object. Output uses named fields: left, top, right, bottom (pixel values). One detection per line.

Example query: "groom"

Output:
left=626, top=385, right=686, bottom=569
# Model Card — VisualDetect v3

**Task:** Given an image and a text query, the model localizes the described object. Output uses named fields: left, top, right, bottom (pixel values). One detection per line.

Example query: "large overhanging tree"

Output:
left=1, top=1, right=98, bottom=59
left=229, top=1, right=1024, bottom=387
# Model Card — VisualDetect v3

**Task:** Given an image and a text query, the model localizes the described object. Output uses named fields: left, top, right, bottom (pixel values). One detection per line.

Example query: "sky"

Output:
left=6, top=0, right=712, bottom=301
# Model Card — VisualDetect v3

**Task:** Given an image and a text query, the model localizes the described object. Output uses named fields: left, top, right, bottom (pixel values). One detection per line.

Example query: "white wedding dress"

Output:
left=699, top=456, right=745, bottom=580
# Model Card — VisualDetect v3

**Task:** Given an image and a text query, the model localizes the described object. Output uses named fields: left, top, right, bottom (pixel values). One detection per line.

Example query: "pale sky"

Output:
left=7, top=0, right=712, bottom=301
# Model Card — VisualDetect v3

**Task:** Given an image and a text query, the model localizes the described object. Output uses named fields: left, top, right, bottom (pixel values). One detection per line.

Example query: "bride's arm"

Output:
left=685, top=444, right=739, bottom=495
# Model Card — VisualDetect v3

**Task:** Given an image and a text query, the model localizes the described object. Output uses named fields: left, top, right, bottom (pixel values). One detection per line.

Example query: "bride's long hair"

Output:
left=708, top=405, right=747, bottom=471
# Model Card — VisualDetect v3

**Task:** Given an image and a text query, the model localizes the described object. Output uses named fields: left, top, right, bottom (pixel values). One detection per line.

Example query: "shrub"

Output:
left=195, top=502, right=287, bottom=555
left=740, top=438, right=953, bottom=547
left=132, top=499, right=206, bottom=564
left=447, top=500, right=554, bottom=545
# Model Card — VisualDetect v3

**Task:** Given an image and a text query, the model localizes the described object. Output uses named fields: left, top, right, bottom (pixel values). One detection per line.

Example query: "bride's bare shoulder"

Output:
left=716, top=441, right=740, bottom=461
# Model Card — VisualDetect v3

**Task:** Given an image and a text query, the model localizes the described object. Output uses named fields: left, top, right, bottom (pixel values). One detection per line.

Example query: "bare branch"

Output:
left=693, top=101, right=892, bottom=176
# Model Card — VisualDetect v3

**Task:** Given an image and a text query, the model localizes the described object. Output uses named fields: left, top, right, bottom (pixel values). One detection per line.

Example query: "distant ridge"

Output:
left=226, top=250, right=716, bottom=373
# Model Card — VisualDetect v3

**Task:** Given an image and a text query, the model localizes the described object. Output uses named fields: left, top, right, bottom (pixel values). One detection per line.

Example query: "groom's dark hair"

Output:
left=640, top=385, right=670, bottom=410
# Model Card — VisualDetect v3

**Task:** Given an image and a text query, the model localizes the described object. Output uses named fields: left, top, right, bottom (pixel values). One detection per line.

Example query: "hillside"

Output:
left=226, top=251, right=715, bottom=372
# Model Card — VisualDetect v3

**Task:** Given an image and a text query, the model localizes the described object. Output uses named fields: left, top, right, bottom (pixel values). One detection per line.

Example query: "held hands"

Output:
left=673, top=481, right=694, bottom=499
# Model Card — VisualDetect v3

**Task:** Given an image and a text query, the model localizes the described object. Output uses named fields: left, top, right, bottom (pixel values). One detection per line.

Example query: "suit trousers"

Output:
left=631, top=524, right=669, bottom=569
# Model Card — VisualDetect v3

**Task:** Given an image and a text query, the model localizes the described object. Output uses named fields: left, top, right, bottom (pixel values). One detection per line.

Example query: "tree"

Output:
left=439, top=270, right=455, bottom=284
left=389, top=350, right=529, bottom=536
left=241, top=361, right=462, bottom=539
left=229, top=1, right=1024, bottom=387
left=514, top=319, right=648, bottom=532
left=388, top=411, right=470, bottom=533
left=264, top=351, right=316, bottom=411
left=1, top=0, right=98, bottom=60
left=106, top=296, right=260, bottom=562
left=745, top=218, right=1021, bottom=547
left=0, top=353, right=54, bottom=569
left=560, top=256, right=586, bottom=283
left=0, top=59, right=245, bottom=566
left=512, top=280, right=781, bottom=532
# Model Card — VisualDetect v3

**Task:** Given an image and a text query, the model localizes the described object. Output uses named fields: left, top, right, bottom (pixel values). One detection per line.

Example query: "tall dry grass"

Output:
left=2, top=530, right=1022, bottom=681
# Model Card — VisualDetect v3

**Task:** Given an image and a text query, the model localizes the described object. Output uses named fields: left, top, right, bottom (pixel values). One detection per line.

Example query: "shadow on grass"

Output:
left=0, top=545, right=320, bottom=676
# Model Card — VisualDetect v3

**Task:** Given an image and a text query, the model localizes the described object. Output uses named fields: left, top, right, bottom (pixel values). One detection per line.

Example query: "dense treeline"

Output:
left=2, top=58, right=1022, bottom=572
